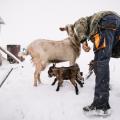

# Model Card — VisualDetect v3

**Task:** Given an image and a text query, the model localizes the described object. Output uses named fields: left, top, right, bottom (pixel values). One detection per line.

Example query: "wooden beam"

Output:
left=0, top=46, right=21, bottom=63
left=0, top=68, right=13, bottom=88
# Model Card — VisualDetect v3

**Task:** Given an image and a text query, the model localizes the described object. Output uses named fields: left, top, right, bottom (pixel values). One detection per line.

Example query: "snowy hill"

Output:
left=0, top=57, right=120, bottom=120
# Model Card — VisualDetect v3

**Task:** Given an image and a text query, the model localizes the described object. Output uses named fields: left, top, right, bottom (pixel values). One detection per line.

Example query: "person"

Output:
left=69, top=11, right=120, bottom=115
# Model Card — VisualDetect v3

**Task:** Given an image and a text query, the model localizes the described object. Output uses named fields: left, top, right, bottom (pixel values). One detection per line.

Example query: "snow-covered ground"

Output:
left=0, top=56, right=120, bottom=120
left=0, top=0, right=120, bottom=120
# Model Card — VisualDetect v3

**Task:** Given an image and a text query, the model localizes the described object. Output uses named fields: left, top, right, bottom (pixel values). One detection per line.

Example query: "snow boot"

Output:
left=83, top=102, right=111, bottom=116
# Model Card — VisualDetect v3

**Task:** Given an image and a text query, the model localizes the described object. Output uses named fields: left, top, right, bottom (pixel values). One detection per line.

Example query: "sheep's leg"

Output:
left=69, top=58, right=76, bottom=66
left=70, top=79, right=79, bottom=95
left=56, top=79, right=63, bottom=91
left=38, top=73, right=41, bottom=84
left=52, top=78, right=57, bottom=86
left=34, top=70, right=39, bottom=86
left=34, top=64, right=42, bottom=86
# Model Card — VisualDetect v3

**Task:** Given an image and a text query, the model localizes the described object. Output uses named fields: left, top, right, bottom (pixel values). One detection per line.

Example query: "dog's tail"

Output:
left=18, top=48, right=29, bottom=61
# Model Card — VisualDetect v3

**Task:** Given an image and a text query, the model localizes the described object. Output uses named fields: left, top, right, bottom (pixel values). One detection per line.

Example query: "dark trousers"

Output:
left=93, top=14, right=120, bottom=109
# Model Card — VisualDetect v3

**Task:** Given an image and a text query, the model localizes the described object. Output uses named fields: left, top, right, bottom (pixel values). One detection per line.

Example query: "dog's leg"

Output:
left=56, top=79, right=63, bottom=91
left=70, top=79, right=79, bottom=95
left=77, top=72, right=84, bottom=80
left=76, top=79, right=84, bottom=87
left=52, top=78, right=57, bottom=85
left=75, top=84, right=79, bottom=95
left=77, top=72, right=84, bottom=87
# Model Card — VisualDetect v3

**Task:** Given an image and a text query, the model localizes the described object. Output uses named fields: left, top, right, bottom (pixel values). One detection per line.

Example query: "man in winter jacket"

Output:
left=71, top=11, right=120, bottom=115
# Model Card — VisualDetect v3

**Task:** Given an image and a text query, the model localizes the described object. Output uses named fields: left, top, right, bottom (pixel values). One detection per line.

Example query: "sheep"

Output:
left=48, top=63, right=84, bottom=95
left=19, top=24, right=81, bottom=86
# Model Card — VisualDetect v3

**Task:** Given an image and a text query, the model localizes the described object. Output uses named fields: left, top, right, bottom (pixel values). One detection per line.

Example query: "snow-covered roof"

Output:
left=0, top=17, right=5, bottom=24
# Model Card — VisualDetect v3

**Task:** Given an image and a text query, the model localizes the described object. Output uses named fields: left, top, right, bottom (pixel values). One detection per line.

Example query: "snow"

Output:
left=0, top=56, right=120, bottom=120
left=0, top=1, right=120, bottom=119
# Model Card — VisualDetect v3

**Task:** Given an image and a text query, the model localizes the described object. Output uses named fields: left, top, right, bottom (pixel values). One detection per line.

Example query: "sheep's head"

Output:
left=60, top=24, right=81, bottom=57
left=48, top=64, right=56, bottom=77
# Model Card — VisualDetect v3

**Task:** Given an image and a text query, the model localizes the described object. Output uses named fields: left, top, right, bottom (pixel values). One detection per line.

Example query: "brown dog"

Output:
left=48, top=63, right=84, bottom=95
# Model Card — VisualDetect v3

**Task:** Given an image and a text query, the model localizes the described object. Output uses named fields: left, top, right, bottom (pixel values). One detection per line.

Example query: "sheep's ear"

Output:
left=71, top=25, right=74, bottom=31
left=59, top=27, right=66, bottom=31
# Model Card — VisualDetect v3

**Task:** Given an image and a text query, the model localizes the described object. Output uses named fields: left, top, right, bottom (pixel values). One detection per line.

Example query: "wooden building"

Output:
left=7, top=45, right=21, bottom=63
left=0, top=17, right=5, bottom=66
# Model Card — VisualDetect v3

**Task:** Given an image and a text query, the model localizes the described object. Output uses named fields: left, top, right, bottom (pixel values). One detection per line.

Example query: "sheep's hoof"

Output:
left=34, top=84, right=37, bottom=87
left=38, top=81, right=41, bottom=84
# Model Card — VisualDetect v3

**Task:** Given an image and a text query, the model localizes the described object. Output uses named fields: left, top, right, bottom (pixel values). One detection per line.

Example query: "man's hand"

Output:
left=82, top=41, right=91, bottom=52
